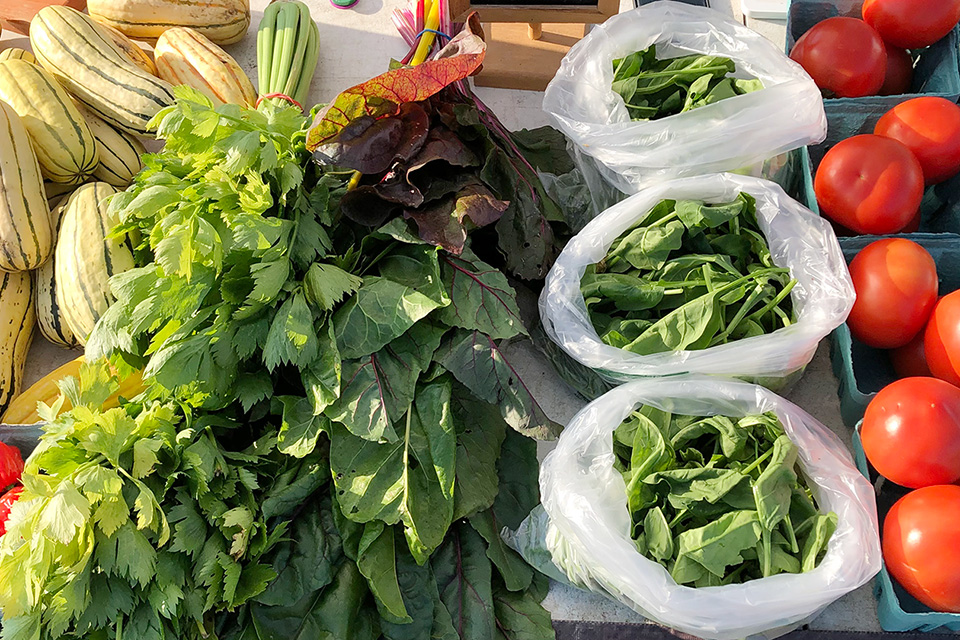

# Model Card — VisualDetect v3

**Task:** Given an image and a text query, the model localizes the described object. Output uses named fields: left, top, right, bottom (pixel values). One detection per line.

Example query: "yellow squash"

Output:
left=155, top=27, right=256, bottom=107
left=94, top=19, right=159, bottom=76
left=0, top=99, right=54, bottom=272
left=55, top=182, right=135, bottom=344
left=0, top=270, right=35, bottom=417
left=34, top=200, right=79, bottom=348
left=2, top=356, right=146, bottom=424
left=76, top=102, right=146, bottom=187
left=0, top=59, right=99, bottom=185
left=87, top=0, right=251, bottom=45
left=30, top=6, right=175, bottom=136
left=0, top=48, right=36, bottom=64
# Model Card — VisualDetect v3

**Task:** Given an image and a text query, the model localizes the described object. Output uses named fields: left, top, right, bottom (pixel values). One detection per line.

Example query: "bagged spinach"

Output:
left=509, top=377, right=881, bottom=640
left=540, top=173, right=853, bottom=388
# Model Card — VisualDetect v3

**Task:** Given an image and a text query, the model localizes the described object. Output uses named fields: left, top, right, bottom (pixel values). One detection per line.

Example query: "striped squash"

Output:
left=0, top=99, right=54, bottom=272
left=155, top=27, right=256, bottom=107
left=0, top=48, right=36, bottom=64
left=87, top=0, right=250, bottom=45
left=30, top=6, right=175, bottom=136
left=44, top=181, right=79, bottom=210
left=0, top=59, right=99, bottom=185
left=55, top=182, right=134, bottom=344
left=76, top=102, right=145, bottom=187
left=94, top=19, right=159, bottom=76
left=35, top=200, right=79, bottom=348
left=0, top=270, right=36, bottom=416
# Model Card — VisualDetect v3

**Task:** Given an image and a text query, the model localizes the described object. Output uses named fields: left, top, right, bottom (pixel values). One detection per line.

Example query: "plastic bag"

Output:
left=542, top=0, right=826, bottom=194
left=539, top=173, right=854, bottom=385
left=532, top=376, right=881, bottom=640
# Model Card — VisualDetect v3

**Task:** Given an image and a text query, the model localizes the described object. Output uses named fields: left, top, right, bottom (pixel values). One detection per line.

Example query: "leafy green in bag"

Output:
left=612, top=45, right=764, bottom=121
left=615, top=407, right=836, bottom=586
left=582, top=192, right=797, bottom=356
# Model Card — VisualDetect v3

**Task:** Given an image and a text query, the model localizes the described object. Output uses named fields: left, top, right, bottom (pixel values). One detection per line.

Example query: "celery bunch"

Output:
left=257, top=0, right=320, bottom=107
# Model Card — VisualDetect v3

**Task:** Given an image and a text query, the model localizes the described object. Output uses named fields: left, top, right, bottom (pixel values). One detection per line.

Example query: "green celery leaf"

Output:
left=263, top=291, right=320, bottom=370
left=304, top=262, right=363, bottom=312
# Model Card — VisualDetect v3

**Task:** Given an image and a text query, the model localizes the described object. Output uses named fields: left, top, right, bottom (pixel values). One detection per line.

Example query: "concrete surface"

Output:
left=3, top=0, right=884, bottom=633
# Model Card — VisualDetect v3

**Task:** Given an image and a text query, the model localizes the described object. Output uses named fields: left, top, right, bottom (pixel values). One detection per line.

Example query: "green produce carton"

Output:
left=829, top=233, right=960, bottom=428
left=851, top=429, right=960, bottom=632
left=797, top=99, right=960, bottom=233
left=786, top=0, right=960, bottom=103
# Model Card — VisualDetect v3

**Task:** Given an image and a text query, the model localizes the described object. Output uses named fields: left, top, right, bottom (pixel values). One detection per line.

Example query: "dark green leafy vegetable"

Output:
left=583, top=193, right=797, bottom=356
left=612, top=45, right=764, bottom=121
left=615, top=407, right=835, bottom=586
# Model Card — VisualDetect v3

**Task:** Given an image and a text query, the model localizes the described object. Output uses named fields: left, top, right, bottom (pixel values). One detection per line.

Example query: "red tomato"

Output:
left=862, top=377, right=960, bottom=488
left=883, top=485, right=960, bottom=613
left=891, top=332, right=931, bottom=378
left=814, top=135, right=924, bottom=234
left=789, top=18, right=887, bottom=98
left=0, top=485, right=22, bottom=537
left=847, top=239, right=938, bottom=348
left=925, top=291, right=960, bottom=386
left=0, top=442, right=23, bottom=492
left=878, top=43, right=914, bottom=96
left=863, top=0, right=960, bottom=49
left=875, top=97, right=960, bottom=184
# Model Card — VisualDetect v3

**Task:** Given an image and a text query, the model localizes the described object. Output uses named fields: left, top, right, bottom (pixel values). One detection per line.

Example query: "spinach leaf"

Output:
left=676, top=510, right=762, bottom=578
left=611, top=45, right=761, bottom=121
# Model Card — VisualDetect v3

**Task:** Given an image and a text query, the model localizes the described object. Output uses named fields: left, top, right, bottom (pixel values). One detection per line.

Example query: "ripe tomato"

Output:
left=862, top=377, right=960, bottom=488
left=789, top=18, right=886, bottom=98
left=847, top=239, right=938, bottom=348
left=863, top=0, right=960, bottom=49
left=925, top=291, right=960, bottom=386
left=879, top=43, right=913, bottom=96
left=891, top=332, right=931, bottom=378
left=883, top=485, right=960, bottom=613
left=0, top=485, right=22, bottom=537
left=814, top=135, right=924, bottom=234
left=875, top=97, right=960, bottom=184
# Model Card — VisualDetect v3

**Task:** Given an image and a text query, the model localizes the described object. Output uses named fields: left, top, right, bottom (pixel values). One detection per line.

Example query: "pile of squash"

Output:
left=0, top=0, right=256, bottom=417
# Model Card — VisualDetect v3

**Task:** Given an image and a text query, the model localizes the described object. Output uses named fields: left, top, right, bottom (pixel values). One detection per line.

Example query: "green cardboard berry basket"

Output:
left=786, top=0, right=960, bottom=227
left=829, top=233, right=960, bottom=428
left=850, top=428, right=960, bottom=632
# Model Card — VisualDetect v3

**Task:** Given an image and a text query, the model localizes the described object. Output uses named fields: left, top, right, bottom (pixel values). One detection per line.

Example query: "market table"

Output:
left=0, top=1, right=905, bottom=637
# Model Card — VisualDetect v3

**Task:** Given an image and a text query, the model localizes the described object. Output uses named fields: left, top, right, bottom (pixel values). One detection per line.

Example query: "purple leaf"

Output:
left=405, top=184, right=508, bottom=255
left=313, top=103, right=430, bottom=175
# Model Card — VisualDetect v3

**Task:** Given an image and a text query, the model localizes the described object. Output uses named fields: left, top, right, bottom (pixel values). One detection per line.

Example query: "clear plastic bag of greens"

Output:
left=522, top=376, right=880, bottom=640
left=542, top=0, right=826, bottom=194
left=538, top=172, right=854, bottom=386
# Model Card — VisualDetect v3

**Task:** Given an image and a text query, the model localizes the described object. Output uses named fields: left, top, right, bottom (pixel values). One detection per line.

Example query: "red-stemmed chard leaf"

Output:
left=312, top=103, right=430, bottom=174
left=306, top=18, right=486, bottom=152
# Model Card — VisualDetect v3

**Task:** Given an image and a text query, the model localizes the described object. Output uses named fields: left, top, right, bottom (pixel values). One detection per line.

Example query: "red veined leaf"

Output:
left=306, top=17, right=486, bottom=151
